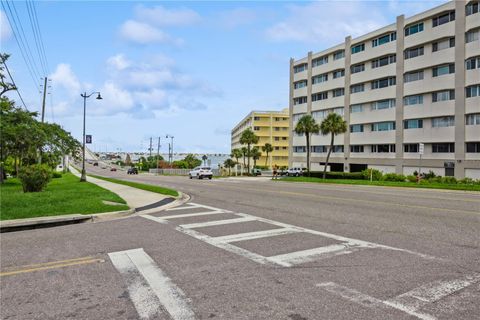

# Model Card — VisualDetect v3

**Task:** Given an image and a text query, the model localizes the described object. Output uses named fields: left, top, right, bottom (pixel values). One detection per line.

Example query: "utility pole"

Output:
left=149, top=137, right=153, bottom=157
left=156, top=137, right=161, bottom=175
left=41, top=77, right=48, bottom=123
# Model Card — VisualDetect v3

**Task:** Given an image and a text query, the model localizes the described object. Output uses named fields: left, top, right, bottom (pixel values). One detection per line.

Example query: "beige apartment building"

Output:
left=289, top=0, right=480, bottom=179
left=231, top=109, right=289, bottom=168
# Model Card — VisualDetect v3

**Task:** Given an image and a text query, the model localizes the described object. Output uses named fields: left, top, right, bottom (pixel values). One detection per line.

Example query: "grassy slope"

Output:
left=1, top=173, right=129, bottom=220
left=89, top=174, right=179, bottom=197
left=280, top=176, right=480, bottom=191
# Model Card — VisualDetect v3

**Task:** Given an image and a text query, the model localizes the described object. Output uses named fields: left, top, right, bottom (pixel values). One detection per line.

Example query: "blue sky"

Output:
left=1, top=0, right=445, bottom=154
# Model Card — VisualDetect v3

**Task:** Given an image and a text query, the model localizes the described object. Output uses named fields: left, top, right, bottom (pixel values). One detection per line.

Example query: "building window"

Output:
left=333, top=69, right=345, bottom=79
left=405, top=46, right=424, bottom=59
left=351, top=43, right=365, bottom=54
left=404, top=119, right=423, bottom=129
left=432, top=11, right=455, bottom=27
left=253, top=126, right=260, bottom=131
left=371, top=122, right=395, bottom=131
left=466, top=142, right=480, bottom=153
left=466, top=113, right=480, bottom=125
left=432, top=143, right=454, bottom=153
left=333, top=107, right=344, bottom=116
left=254, top=116, right=260, bottom=120
left=405, top=22, right=424, bottom=36
left=372, top=55, right=396, bottom=69
left=292, top=113, right=306, bottom=122
left=371, top=99, right=395, bottom=110
left=466, top=29, right=480, bottom=43
left=350, top=84, right=365, bottom=94
left=274, top=137, right=280, bottom=141
left=332, top=88, right=345, bottom=97
left=371, top=77, right=396, bottom=90
left=282, top=137, right=287, bottom=140
left=293, top=96, right=307, bottom=105
left=404, top=70, right=424, bottom=83
left=466, top=56, right=480, bottom=69
left=274, top=146, right=280, bottom=150
left=466, top=85, right=480, bottom=98
left=371, top=144, right=396, bottom=153
left=432, top=64, right=455, bottom=77
left=312, top=92, right=328, bottom=101
left=372, top=32, right=396, bottom=47
left=333, top=146, right=344, bottom=153
left=466, top=1, right=479, bottom=16
left=404, top=94, right=424, bottom=106
left=294, top=64, right=307, bottom=73
left=350, top=104, right=363, bottom=113
left=350, top=124, right=364, bottom=133
left=312, top=56, right=328, bottom=67
left=432, top=116, right=455, bottom=127
left=311, top=110, right=328, bottom=120
left=351, top=63, right=365, bottom=74
left=350, top=145, right=364, bottom=153
left=293, top=146, right=306, bottom=153
left=404, top=144, right=419, bottom=153
left=294, top=80, right=307, bottom=89
left=333, top=50, right=345, bottom=60
left=432, top=90, right=455, bottom=102
left=312, top=73, right=328, bottom=84
left=311, top=146, right=327, bottom=153
left=432, top=37, right=455, bottom=52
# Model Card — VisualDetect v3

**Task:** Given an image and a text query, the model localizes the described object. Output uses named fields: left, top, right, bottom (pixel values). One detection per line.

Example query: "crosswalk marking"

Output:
left=213, top=228, right=300, bottom=243
left=179, top=216, right=257, bottom=229
left=166, top=204, right=199, bottom=211
left=157, top=211, right=226, bottom=220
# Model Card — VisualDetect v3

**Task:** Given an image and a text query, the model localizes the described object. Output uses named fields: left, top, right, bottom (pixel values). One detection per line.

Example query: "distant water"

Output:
left=167, top=153, right=230, bottom=168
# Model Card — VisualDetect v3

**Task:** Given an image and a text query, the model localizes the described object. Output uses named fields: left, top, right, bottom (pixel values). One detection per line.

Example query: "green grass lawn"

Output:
left=0, top=173, right=129, bottom=221
left=280, top=176, right=480, bottom=191
left=89, top=174, right=179, bottom=197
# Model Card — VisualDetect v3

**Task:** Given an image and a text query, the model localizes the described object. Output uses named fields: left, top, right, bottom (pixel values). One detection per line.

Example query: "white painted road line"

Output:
left=267, top=243, right=362, bottom=267
left=189, top=202, right=233, bottom=213
left=109, top=248, right=195, bottom=320
left=158, top=211, right=226, bottom=220
left=142, top=214, right=169, bottom=224
left=180, top=216, right=257, bottom=229
left=166, top=204, right=199, bottom=211
left=213, top=228, right=300, bottom=243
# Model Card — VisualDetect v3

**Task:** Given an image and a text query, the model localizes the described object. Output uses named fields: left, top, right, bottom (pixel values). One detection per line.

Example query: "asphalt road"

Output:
left=1, top=166, right=479, bottom=320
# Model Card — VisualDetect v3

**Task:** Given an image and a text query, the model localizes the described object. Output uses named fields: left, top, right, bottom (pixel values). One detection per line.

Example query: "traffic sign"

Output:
left=86, top=135, right=92, bottom=144
left=419, top=143, right=424, bottom=155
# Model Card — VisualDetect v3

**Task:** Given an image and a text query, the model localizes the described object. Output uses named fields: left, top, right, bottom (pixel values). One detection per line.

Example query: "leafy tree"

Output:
left=239, top=128, right=258, bottom=172
left=294, top=115, right=320, bottom=176
left=251, top=146, right=261, bottom=169
left=261, top=143, right=273, bottom=168
left=223, top=158, right=236, bottom=175
left=320, top=113, right=347, bottom=179
left=125, top=154, right=132, bottom=166
left=231, top=148, right=242, bottom=165
left=0, top=54, right=16, bottom=97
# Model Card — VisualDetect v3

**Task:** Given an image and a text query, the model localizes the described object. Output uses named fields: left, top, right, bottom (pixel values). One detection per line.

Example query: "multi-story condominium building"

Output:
left=289, top=0, right=480, bottom=179
left=231, top=109, right=289, bottom=168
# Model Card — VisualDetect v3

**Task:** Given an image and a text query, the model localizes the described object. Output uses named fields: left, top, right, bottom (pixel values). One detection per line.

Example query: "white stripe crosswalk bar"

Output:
left=188, top=202, right=233, bottom=213
left=213, top=228, right=300, bottom=243
left=156, top=211, right=226, bottom=220
left=180, top=216, right=257, bottom=229
left=166, top=204, right=200, bottom=211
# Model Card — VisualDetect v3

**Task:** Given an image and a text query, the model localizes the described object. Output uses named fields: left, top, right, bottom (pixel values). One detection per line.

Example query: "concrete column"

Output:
left=307, top=51, right=313, bottom=115
left=288, top=58, right=294, bottom=168
left=343, top=36, right=352, bottom=172
left=454, top=1, right=466, bottom=179
left=395, top=15, right=405, bottom=175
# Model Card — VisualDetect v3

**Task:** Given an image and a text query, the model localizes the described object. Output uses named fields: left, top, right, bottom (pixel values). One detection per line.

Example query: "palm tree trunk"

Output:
left=306, top=133, right=310, bottom=176
left=247, top=143, right=251, bottom=173
left=323, top=133, right=335, bottom=179
left=264, top=152, right=268, bottom=167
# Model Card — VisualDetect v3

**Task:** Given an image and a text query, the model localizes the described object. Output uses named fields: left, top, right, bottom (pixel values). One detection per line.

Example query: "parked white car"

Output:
left=286, top=167, right=306, bottom=177
left=189, top=166, right=213, bottom=179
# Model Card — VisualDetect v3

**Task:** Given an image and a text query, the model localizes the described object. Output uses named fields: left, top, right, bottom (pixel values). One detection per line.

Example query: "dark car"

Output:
left=127, top=167, right=138, bottom=175
left=93, top=162, right=99, bottom=166
left=110, top=168, right=117, bottom=172
left=251, top=168, right=262, bottom=176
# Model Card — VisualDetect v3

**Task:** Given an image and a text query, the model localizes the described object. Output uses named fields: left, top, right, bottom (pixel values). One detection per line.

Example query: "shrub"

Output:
left=407, top=175, right=417, bottom=183
left=382, top=173, right=406, bottom=182
left=52, top=171, right=62, bottom=178
left=309, top=171, right=364, bottom=180
left=18, top=164, right=52, bottom=192
left=361, top=169, right=383, bottom=181
left=458, top=177, right=474, bottom=185
left=427, top=176, right=443, bottom=184
left=423, top=170, right=436, bottom=179
left=440, top=176, right=457, bottom=184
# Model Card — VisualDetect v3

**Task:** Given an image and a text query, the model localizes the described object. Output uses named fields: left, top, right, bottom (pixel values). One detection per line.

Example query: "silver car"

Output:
left=189, top=166, right=213, bottom=179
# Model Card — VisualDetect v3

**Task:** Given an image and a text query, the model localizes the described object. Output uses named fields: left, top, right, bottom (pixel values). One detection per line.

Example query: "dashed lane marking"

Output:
left=317, top=273, right=480, bottom=320
left=109, top=248, right=195, bottom=320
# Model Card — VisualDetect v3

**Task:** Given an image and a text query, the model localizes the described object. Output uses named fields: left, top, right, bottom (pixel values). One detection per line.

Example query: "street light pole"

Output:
left=166, top=134, right=174, bottom=164
left=80, top=91, right=102, bottom=182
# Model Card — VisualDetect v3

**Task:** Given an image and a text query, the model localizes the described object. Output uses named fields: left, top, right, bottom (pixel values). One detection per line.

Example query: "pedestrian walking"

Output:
left=272, top=164, right=278, bottom=180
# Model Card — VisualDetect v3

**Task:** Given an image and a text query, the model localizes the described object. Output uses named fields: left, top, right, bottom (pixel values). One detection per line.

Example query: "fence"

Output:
left=149, top=168, right=220, bottom=176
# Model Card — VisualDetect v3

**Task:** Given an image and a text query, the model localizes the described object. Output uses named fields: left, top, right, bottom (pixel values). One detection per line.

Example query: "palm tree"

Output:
left=241, top=147, right=248, bottom=173
left=261, top=143, right=273, bottom=168
left=251, top=146, right=261, bottom=169
left=231, top=148, right=242, bottom=165
left=223, top=158, right=235, bottom=175
left=202, top=154, right=208, bottom=166
left=239, top=128, right=259, bottom=173
left=294, top=115, right=320, bottom=176
left=320, top=112, right=347, bottom=179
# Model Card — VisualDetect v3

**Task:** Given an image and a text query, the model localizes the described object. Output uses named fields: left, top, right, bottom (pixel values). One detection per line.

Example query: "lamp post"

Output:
left=166, top=134, right=174, bottom=164
left=80, top=91, right=102, bottom=182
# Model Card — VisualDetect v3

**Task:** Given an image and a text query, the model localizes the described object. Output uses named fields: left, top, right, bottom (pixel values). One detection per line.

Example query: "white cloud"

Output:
left=97, top=81, right=135, bottom=114
left=134, top=5, right=201, bottom=27
left=0, top=10, right=11, bottom=41
left=265, top=2, right=388, bottom=44
left=106, top=54, right=131, bottom=71
left=49, top=63, right=81, bottom=95
left=119, top=20, right=183, bottom=45
left=387, top=0, right=447, bottom=16
left=219, top=8, right=257, bottom=29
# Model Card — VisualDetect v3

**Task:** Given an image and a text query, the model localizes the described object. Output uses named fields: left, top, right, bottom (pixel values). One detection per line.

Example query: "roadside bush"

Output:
left=423, top=170, right=436, bottom=179
left=440, top=176, right=457, bottom=184
left=361, top=169, right=383, bottom=181
left=458, top=177, right=474, bottom=185
left=52, top=171, right=62, bottom=178
left=427, top=176, right=443, bottom=184
left=406, top=175, right=417, bottom=183
left=382, top=173, right=406, bottom=182
left=309, top=171, right=364, bottom=180
left=18, top=164, right=52, bottom=192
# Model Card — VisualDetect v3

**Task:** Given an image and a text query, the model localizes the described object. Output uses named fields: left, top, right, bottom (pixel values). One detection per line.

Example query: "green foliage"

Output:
left=309, top=171, right=364, bottom=180
left=239, top=128, right=259, bottom=172
left=173, top=154, right=201, bottom=169
left=406, top=175, right=418, bottom=183
left=382, top=173, right=407, bottom=182
left=137, top=155, right=164, bottom=170
left=17, top=164, right=52, bottom=192
left=89, top=174, right=178, bottom=197
left=294, top=115, right=320, bottom=175
left=261, top=143, right=273, bottom=167
left=231, top=148, right=243, bottom=164
left=361, top=169, right=383, bottom=181
left=423, top=170, right=436, bottom=179
left=319, top=113, right=347, bottom=178
left=52, top=171, right=63, bottom=179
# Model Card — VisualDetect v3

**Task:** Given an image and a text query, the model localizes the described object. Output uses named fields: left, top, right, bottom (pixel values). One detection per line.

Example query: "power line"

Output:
left=25, top=0, right=47, bottom=75
left=29, top=0, right=50, bottom=73
left=2, top=59, right=29, bottom=111
left=1, top=0, right=40, bottom=92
